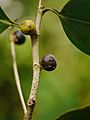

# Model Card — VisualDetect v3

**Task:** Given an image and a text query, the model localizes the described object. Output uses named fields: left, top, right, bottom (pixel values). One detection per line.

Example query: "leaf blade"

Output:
left=0, top=6, right=11, bottom=21
left=59, top=0, right=90, bottom=55
left=0, top=22, right=9, bottom=33
left=56, top=106, right=90, bottom=120
left=0, top=6, right=12, bottom=33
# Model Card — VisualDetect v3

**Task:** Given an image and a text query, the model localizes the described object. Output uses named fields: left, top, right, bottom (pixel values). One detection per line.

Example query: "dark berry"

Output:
left=13, top=30, right=25, bottom=45
left=40, top=54, right=57, bottom=71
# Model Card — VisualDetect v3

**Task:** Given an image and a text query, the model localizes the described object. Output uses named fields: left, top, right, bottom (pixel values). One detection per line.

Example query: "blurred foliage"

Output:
left=0, top=0, right=90, bottom=120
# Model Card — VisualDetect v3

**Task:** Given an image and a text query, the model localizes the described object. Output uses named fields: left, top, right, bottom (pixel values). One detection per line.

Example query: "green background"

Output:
left=0, top=0, right=90, bottom=120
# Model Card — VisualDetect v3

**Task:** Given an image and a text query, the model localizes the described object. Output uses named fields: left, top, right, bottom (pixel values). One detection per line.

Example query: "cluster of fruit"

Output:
left=13, top=20, right=57, bottom=71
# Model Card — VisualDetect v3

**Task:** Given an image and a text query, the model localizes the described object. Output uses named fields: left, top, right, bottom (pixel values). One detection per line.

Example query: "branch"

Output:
left=24, top=0, right=44, bottom=120
left=9, top=32, right=27, bottom=114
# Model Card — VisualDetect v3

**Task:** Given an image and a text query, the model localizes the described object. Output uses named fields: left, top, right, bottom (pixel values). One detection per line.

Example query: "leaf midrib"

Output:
left=59, top=13, right=90, bottom=25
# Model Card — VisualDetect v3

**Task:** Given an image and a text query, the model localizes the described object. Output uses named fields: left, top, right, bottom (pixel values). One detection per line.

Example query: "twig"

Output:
left=24, top=0, right=44, bottom=120
left=9, top=32, right=27, bottom=115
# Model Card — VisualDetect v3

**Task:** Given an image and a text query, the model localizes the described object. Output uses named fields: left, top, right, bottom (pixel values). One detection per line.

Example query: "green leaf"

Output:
left=0, top=22, right=10, bottom=33
left=56, top=106, right=90, bottom=120
left=0, top=6, right=12, bottom=33
left=59, top=0, right=90, bottom=55
left=0, top=7, right=11, bottom=21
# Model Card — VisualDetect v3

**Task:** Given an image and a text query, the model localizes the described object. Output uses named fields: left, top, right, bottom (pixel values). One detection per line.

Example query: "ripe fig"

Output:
left=40, top=54, right=57, bottom=71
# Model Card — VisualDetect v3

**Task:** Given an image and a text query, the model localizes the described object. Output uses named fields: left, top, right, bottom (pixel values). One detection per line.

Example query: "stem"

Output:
left=43, top=8, right=90, bottom=25
left=24, top=0, right=44, bottom=120
left=0, top=19, right=20, bottom=28
left=42, top=8, right=60, bottom=16
left=9, top=32, right=27, bottom=114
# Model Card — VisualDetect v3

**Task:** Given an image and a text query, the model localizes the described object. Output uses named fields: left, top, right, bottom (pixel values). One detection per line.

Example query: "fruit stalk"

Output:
left=24, top=0, right=44, bottom=120
left=9, top=31, right=27, bottom=115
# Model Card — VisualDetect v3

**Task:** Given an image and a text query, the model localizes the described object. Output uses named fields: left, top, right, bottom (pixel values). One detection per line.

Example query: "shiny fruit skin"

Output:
left=20, top=20, right=36, bottom=35
left=13, top=30, right=25, bottom=45
left=40, top=54, right=57, bottom=71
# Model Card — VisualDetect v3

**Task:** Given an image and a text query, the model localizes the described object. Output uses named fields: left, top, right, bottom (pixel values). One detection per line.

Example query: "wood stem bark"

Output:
left=24, top=0, right=44, bottom=119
